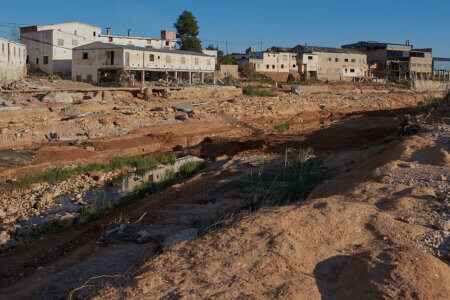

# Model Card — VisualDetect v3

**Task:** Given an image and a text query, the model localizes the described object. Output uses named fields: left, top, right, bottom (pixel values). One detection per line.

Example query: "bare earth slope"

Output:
left=97, top=124, right=450, bottom=299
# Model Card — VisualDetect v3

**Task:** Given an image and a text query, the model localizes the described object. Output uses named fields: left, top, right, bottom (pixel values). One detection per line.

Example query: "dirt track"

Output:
left=0, top=81, right=448, bottom=298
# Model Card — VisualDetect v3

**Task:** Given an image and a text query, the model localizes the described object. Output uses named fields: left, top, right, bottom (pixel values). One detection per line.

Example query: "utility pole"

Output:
left=260, top=40, right=263, bottom=52
left=226, top=40, right=228, bottom=55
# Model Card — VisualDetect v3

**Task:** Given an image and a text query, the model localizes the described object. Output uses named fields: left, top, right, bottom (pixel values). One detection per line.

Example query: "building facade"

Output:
left=292, top=45, right=367, bottom=82
left=231, top=47, right=298, bottom=81
left=341, top=41, right=433, bottom=81
left=0, top=37, right=27, bottom=83
left=20, top=22, right=176, bottom=74
left=72, top=42, right=216, bottom=85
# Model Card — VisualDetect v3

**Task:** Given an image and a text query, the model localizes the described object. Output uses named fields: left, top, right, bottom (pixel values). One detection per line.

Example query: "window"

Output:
left=350, top=69, right=355, bottom=73
left=72, top=39, right=78, bottom=46
left=87, top=74, right=93, bottom=82
left=281, top=64, right=284, bottom=69
left=82, top=52, right=88, bottom=59
left=26, top=56, right=29, bottom=64
left=150, top=54, right=155, bottom=61
left=345, top=68, right=348, bottom=72
left=43, top=56, right=49, bottom=65
left=106, top=51, right=114, bottom=65
left=195, top=58, right=199, bottom=65
left=272, top=65, right=275, bottom=69
left=74, top=30, right=77, bottom=35
left=109, top=37, right=113, bottom=42
left=335, top=58, right=339, bottom=62
left=57, top=39, right=64, bottom=46
left=266, top=65, right=269, bottom=69
left=1, top=44, right=4, bottom=53
left=308, top=56, right=313, bottom=60
left=166, top=55, right=171, bottom=63
left=93, top=32, right=96, bottom=37
left=13, top=47, right=16, bottom=56
left=327, top=57, right=332, bottom=62
left=344, top=58, right=349, bottom=62
left=36, top=58, right=39, bottom=64
left=351, top=59, right=356, bottom=63
left=165, top=41, right=170, bottom=46
left=293, top=64, right=296, bottom=68
left=76, top=75, right=81, bottom=81
left=181, top=56, right=185, bottom=64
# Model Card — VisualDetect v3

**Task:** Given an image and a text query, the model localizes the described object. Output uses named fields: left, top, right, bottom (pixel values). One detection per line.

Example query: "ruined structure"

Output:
left=291, top=45, right=367, bottom=82
left=342, top=41, right=433, bottom=81
left=231, top=46, right=298, bottom=81
left=20, top=22, right=176, bottom=74
left=0, top=37, right=27, bottom=83
left=72, top=42, right=216, bottom=85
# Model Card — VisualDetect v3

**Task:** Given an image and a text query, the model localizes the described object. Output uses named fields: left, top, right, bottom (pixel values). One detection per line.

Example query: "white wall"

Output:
left=0, top=37, right=27, bottom=82
left=98, top=35, right=176, bottom=50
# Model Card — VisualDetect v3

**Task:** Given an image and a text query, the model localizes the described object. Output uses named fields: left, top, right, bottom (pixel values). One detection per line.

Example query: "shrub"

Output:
left=275, top=122, right=290, bottom=133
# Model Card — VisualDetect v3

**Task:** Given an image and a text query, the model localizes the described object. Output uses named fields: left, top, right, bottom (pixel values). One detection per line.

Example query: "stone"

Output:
left=69, top=93, right=84, bottom=101
left=143, top=88, right=152, bottom=100
left=175, top=114, right=188, bottom=121
left=162, top=228, right=198, bottom=248
left=89, top=171, right=104, bottom=182
left=434, top=218, right=450, bottom=231
left=0, top=231, right=10, bottom=246
left=0, top=106, right=22, bottom=111
left=60, top=106, right=80, bottom=118
left=0, top=209, right=6, bottom=219
left=438, top=175, right=447, bottom=181
left=172, top=103, right=194, bottom=113
left=42, top=92, right=74, bottom=104
left=46, top=131, right=61, bottom=141
left=135, top=230, right=151, bottom=243
left=0, top=97, right=14, bottom=107
left=59, top=213, right=75, bottom=228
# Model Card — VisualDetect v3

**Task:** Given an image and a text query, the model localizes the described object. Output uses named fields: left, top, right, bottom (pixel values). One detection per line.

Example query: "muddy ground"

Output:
left=0, top=77, right=448, bottom=298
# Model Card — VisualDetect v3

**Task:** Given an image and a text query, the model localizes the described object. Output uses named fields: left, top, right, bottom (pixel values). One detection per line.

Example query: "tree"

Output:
left=174, top=10, right=202, bottom=53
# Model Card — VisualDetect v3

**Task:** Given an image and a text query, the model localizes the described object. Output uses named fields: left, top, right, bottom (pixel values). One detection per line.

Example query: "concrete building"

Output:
left=20, top=22, right=176, bottom=74
left=341, top=41, right=432, bottom=80
left=72, top=42, right=216, bottom=85
left=0, top=37, right=27, bottom=83
left=291, top=45, right=367, bottom=82
left=231, top=46, right=298, bottom=81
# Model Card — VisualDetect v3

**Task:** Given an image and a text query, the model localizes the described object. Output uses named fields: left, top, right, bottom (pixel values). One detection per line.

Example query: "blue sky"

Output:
left=1, top=0, right=449, bottom=57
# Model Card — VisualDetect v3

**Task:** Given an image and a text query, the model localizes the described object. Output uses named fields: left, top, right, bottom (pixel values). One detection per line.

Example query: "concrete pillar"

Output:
left=201, top=72, right=204, bottom=84
left=213, top=73, right=216, bottom=85
left=189, top=71, right=192, bottom=85
left=141, top=70, right=145, bottom=84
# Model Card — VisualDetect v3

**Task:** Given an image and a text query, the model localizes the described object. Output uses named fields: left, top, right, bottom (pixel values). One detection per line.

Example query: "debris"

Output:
left=45, top=132, right=61, bottom=141
left=60, top=106, right=80, bottom=118
left=172, top=103, right=194, bottom=113
left=42, top=92, right=74, bottom=104
left=175, top=113, right=188, bottom=121
left=113, top=106, right=141, bottom=110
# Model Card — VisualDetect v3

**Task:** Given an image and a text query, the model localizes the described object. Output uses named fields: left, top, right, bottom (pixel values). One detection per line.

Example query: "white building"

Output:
left=0, top=36, right=27, bottom=83
left=72, top=42, right=216, bottom=85
left=20, top=22, right=176, bottom=74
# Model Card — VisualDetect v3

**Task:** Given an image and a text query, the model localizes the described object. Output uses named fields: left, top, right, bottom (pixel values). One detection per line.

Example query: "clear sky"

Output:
left=0, top=0, right=449, bottom=57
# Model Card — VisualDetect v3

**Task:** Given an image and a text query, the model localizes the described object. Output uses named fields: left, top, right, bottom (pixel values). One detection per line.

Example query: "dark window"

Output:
left=43, top=56, right=49, bottom=65
left=351, top=59, right=356, bottom=63
left=87, top=74, right=93, bottom=82
left=308, top=56, right=313, bottom=60
left=106, top=51, right=114, bottom=65
left=150, top=54, right=155, bottom=61
left=344, top=58, right=349, bottom=62
left=272, top=65, right=275, bottom=69
left=293, top=64, right=296, bottom=68
left=350, top=69, right=355, bottom=72
left=83, top=52, right=88, bottom=59
left=36, top=58, right=39, bottom=64
left=266, top=65, right=269, bottom=69
left=93, top=32, right=96, bottom=37
left=26, top=55, right=29, bottom=64
left=165, top=41, right=169, bottom=46
left=335, top=58, right=339, bottom=62
left=281, top=64, right=284, bottom=69
left=109, top=37, right=113, bottom=42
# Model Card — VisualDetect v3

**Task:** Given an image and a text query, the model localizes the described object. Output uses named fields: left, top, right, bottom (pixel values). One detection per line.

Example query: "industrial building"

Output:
left=20, top=22, right=176, bottom=74
left=0, top=36, right=27, bottom=83
left=341, top=41, right=433, bottom=81
left=72, top=42, right=216, bottom=85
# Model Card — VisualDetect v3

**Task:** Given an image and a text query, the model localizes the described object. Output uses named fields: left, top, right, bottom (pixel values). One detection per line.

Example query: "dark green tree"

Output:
left=174, top=11, right=202, bottom=52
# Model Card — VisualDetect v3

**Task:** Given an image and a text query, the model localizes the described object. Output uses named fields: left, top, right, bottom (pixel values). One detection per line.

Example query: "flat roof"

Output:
left=342, top=41, right=413, bottom=49
left=0, top=36, right=26, bottom=47
left=73, top=42, right=213, bottom=57
left=293, top=45, right=363, bottom=54
left=99, top=34, right=173, bottom=41
left=21, top=22, right=101, bottom=29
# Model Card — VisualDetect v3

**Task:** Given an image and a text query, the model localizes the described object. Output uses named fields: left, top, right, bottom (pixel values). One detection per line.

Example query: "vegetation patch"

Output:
left=419, top=96, right=443, bottom=114
left=275, top=121, right=290, bottom=133
left=243, top=85, right=276, bottom=97
left=15, top=153, right=176, bottom=188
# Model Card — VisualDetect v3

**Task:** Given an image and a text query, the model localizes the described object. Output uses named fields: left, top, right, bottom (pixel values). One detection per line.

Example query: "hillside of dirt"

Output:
left=0, top=77, right=448, bottom=298
left=94, top=110, right=450, bottom=299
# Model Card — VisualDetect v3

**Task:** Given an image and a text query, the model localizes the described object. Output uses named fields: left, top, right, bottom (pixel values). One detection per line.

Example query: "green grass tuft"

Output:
left=275, top=122, right=290, bottom=133
left=243, top=85, right=276, bottom=97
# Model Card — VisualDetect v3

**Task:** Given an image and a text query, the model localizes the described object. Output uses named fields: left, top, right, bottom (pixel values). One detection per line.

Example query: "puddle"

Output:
left=21, top=156, right=204, bottom=227
left=0, top=149, right=37, bottom=170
